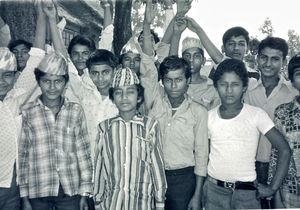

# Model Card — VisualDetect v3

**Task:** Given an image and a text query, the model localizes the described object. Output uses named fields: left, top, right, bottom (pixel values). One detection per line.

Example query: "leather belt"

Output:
left=207, top=176, right=257, bottom=191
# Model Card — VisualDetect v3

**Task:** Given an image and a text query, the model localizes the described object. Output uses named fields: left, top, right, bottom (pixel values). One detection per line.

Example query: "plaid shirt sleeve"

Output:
left=18, top=113, right=31, bottom=197
left=74, top=106, right=93, bottom=195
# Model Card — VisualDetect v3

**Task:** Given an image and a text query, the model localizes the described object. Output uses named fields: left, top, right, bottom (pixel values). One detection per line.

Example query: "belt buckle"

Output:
left=224, top=181, right=235, bottom=190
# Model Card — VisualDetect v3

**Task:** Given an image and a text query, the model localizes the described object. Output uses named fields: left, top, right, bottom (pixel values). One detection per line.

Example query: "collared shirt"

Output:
left=140, top=53, right=208, bottom=176
left=0, top=48, right=45, bottom=188
left=66, top=62, right=118, bottom=163
left=187, top=78, right=220, bottom=110
left=268, top=98, right=300, bottom=195
left=94, top=114, right=167, bottom=210
left=244, top=76, right=298, bottom=162
left=18, top=97, right=93, bottom=198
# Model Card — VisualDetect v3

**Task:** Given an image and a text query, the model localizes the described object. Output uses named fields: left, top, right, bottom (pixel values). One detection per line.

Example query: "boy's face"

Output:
left=113, top=85, right=141, bottom=114
left=182, top=47, right=205, bottom=74
left=257, top=47, right=285, bottom=78
left=11, top=44, right=30, bottom=71
left=292, top=67, right=300, bottom=91
left=163, top=68, right=189, bottom=101
left=121, top=52, right=141, bottom=74
left=216, top=71, right=247, bottom=106
left=223, top=35, right=248, bottom=61
left=70, top=44, right=91, bottom=72
left=39, top=73, right=66, bottom=101
left=89, top=64, right=114, bottom=95
left=0, top=70, right=17, bottom=100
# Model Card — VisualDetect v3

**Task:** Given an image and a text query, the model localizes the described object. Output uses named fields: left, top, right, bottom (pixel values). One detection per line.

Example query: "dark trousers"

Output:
left=165, top=166, right=196, bottom=210
left=0, top=165, right=21, bottom=210
left=29, top=185, right=80, bottom=210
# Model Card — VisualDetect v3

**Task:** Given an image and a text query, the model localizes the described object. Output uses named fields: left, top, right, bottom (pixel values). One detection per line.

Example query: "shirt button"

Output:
left=167, top=123, right=171, bottom=126
left=57, top=168, right=60, bottom=172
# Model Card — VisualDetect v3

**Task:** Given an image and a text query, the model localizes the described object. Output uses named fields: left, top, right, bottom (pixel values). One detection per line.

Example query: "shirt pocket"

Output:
left=136, top=134, right=153, bottom=164
left=59, top=125, right=76, bottom=152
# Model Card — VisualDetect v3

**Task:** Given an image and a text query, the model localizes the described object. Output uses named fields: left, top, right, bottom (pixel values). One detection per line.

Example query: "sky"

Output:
left=182, top=0, right=299, bottom=50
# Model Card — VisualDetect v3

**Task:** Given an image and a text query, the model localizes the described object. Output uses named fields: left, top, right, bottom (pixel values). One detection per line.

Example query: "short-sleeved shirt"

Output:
left=268, top=98, right=300, bottom=195
left=208, top=103, right=274, bottom=182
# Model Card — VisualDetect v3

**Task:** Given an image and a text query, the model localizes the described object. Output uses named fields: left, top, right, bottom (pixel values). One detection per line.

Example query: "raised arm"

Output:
left=43, top=1, right=68, bottom=57
left=186, top=16, right=223, bottom=64
left=142, top=0, right=155, bottom=56
left=98, top=0, right=114, bottom=51
left=169, top=13, right=187, bottom=56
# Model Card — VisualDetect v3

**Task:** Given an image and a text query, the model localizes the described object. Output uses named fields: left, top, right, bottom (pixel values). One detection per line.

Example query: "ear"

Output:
left=201, top=56, right=206, bottom=66
left=282, top=58, right=287, bottom=67
left=242, top=85, right=248, bottom=93
left=221, top=45, right=225, bottom=54
left=187, top=77, right=191, bottom=84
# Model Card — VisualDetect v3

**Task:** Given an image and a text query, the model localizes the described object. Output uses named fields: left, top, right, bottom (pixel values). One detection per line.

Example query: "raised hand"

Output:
left=144, top=0, right=157, bottom=25
left=176, top=0, right=192, bottom=15
left=42, top=0, right=57, bottom=22
left=34, top=0, right=46, bottom=19
left=173, top=13, right=187, bottom=34
left=186, top=16, right=200, bottom=34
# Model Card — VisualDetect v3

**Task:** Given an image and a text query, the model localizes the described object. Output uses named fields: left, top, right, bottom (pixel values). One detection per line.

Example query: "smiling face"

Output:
left=216, top=71, right=247, bottom=106
left=0, top=70, right=17, bottom=100
left=39, top=73, right=66, bottom=101
left=257, top=47, right=285, bottom=79
left=89, top=64, right=114, bottom=96
left=70, top=44, right=91, bottom=73
left=121, top=52, right=141, bottom=74
left=163, top=68, right=189, bottom=101
left=182, top=47, right=205, bottom=74
left=223, top=35, right=248, bottom=60
left=11, top=44, right=30, bottom=71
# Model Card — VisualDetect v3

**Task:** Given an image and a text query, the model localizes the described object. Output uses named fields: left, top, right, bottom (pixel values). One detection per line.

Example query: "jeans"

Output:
left=203, top=179, right=261, bottom=209
left=0, top=165, right=20, bottom=210
left=29, top=185, right=80, bottom=210
left=165, top=167, right=196, bottom=210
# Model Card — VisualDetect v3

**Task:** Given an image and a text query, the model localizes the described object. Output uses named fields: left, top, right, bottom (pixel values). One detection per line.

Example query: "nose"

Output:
left=171, top=81, right=177, bottom=89
left=233, top=43, right=239, bottom=50
left=121, top=92, right=128, bottom=100
left=50, top=81, right=56, bottom=90
left=226, top=85, right=233, bottom=93
left=266, top=58, right=271, bottom=66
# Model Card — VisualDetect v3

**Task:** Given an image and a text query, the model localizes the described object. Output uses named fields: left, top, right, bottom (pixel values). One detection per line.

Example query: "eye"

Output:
left=135, top=57, right=141, bottom=62
left=238, top=42, right=246, bottom=47
left=164, top=78, right=171, bottom=83
left=3, top=72, right=14, bottom=78
left=71, top=51, right=79, bottom=58
left=175, top=78, right=183, bottom=83
left=194, top=54, right=202, bottom=59
left=55, top=80, right=64, bottom=85
left=90, top=71, right=99, bottom=76
left=183, top=54, right=191, bottom=60
left=102, top=69, right=110, bottom=75
left=41, top=79, right=50, bottom=84
left=83, top=51, right=90, bottom=57
left=114, top=90, right=122, bottom=95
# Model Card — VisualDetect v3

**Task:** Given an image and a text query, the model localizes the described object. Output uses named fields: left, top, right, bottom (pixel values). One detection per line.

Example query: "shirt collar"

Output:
left=110, top=113, right=145, bottom=127
left=248, top=75, right=290, bottom=91
left=33, top=95, right=68, bottom=109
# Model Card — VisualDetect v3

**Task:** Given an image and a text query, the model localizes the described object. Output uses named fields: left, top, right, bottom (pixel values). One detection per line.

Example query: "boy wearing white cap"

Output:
left=18, top=53, right=93, bottom=210
left=0, top=47, right=22, bottom=210
left=182, top=37, right=220, bottom=110
left=93, top=67, right=167, bottom=210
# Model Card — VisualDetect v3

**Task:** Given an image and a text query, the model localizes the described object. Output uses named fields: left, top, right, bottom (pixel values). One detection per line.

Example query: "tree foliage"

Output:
left=131, top=0, right=166, bottom=36
left=259, top=17, right=274, bottom=37
left=287, top=29, right=300, bottom=58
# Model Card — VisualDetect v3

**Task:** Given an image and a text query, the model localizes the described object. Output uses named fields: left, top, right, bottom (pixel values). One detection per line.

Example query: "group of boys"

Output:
left=0, top=0, right=299, bottom=210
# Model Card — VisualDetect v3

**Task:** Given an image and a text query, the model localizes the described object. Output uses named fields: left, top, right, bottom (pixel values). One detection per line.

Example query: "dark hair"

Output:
left=222, top=27, right=249, bottom=46
left=86, top=49, right=118, bottom=70
left=258, top=37, right=288, bottom=60
left=67, top=35, right=96, bottom=55
left=213, top=59, right=249, bottom=87
left=8, top=39, right=32, bottom=51
left=138, top=29, right=160, bottom=44
left=159, top=56, right=191, bottom=79
left=34, top=68, right=69, bottom=83
left=288, top=54, right=300, bottom=82
left=109, top=84, right=144, bottom=109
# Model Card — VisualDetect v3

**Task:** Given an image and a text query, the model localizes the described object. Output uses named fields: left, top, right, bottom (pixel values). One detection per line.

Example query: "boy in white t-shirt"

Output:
left=205, top=58, right=291, bottom=209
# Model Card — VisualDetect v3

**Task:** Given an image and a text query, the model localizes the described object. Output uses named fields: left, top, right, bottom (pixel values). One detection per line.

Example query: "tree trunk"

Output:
left=0, top=0, right=36, bottom=44
left=113, top=0, right=132, bottom=57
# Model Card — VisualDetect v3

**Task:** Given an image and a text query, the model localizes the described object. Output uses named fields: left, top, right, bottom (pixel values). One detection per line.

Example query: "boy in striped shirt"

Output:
left=93, top=67, right=167, bottom=210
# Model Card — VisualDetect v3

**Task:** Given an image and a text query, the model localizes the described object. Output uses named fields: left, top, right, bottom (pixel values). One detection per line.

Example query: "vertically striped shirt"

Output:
left=18, top=97, right=93, bottom=198
left=94, top=114, right=167, bottom=210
